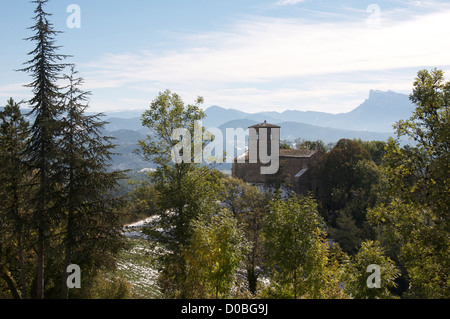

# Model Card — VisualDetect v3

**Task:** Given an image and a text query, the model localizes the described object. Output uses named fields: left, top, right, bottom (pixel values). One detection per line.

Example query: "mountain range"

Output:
left=200, top=90, right=414, bottom=133
left=100, top=89, right=415, bottom=171
left=101, top=89, right=415, bottom=135
left=1, top=90, right=415, bottom=171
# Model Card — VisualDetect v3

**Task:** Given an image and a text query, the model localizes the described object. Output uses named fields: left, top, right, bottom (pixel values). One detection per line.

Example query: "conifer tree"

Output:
left=18, top=0, right=70, bottom=298
left=58, top=67, right=126, bottom=299
left=0, top=98, right=31, bottom=299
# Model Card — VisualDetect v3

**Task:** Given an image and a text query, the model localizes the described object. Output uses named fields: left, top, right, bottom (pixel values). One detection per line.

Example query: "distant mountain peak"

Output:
left=101, top=90, right=415, bottom=135
left=369, top=89, right=395, bottom=95
left=205, top=105, right=226, bottom=111
left=368, top=89, right=405, bottom=99
left=204, top=90, right=415, bottom=133
left=358, top=90, right=413, bottom=112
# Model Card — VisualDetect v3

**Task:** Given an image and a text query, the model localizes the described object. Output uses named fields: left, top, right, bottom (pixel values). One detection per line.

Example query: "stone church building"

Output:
left=232, top=121, right=323, bottom=195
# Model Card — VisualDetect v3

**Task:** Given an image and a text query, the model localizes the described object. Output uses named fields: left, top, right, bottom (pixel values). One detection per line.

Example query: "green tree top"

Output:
left=18, top=0, right=71, bottom=299
left=138, top=89, right=205, bottom=167
left=368, top=68, right=450, bottom=298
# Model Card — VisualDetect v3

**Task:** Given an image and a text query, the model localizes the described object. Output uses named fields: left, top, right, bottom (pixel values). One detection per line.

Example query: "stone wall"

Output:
left=232, top=149, right=324, bottom=196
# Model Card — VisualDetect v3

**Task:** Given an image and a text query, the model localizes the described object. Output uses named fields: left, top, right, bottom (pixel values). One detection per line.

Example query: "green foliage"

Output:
left=137, top=89, right=205, bottom=166
left=369, top=199, right=449, bottom=298
left=368, top=68, right=450, bottom=298
left=295, top=138, right=329, bottom=152
left=355, top=139, right=387, bottom=166
left=0, top=99, right=32, bottom=299
left=58, top=66, right=127, bottom=298
left=387, top=69, right=449, bottom=213
left=144, top=165, right=224, bottom=298
left=0, top=1, right=127, bottom=299
left=328, top=159, right=387, bottom=252
left=279, top=140, right=292, bottom=149
left=138, top=90, right=211, bottom=249
left=183, top=209, right=247, bottom=298
left=262, top=194, right=344, bottom=298
left=0, top=99, right=30, bottom=236
left=328, top=211, right=362, bottom=254
left=342, top=241, right=399, bottom=299
left=311, top=139, right=385, bottom=254
left=69, top=270, right=132, bottom=299
left=138, top=90, right=228, bottom=298
left=314, top=138, right=371, bottom=212
left=263, top=195, right=322, bottom=276
left=18, top=0, right=72, bottom=299
left=221, top=177, right=268, bottom=295
left=124, top=178, right=159, bottom=224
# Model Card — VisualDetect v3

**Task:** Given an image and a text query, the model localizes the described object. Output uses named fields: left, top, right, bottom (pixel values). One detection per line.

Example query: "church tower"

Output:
left=248, top=121, right=280, bottom=164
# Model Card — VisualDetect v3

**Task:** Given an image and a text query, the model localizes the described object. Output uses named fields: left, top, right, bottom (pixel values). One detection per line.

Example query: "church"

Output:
left=231, top=121, right=323, bottom=195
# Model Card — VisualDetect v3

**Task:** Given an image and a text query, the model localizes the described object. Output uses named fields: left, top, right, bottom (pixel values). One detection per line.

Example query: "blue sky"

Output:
left=1, top=0, right=450, bottom=114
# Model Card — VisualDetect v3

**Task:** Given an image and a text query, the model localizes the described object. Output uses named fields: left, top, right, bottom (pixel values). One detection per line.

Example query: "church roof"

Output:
left=249, top=120, right=281, bottom=129
left=280, top=149, right=319, bottom=158
left=234, top=149, right=320, bottom=161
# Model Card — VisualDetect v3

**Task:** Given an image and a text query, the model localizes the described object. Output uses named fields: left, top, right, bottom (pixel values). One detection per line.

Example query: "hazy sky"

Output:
left=1, top=0, right=450, bottom=114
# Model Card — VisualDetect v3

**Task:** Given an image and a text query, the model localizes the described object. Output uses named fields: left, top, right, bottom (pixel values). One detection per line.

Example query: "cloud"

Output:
left=275, top=0, right=306, bottom=6
left=82, top=6, right=450, bottom=113
left=0, top=82, right=30, bottom=100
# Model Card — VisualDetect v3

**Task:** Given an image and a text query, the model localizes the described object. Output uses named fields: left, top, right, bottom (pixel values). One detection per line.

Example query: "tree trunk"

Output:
left=61, top=122, right=75, bottom=299
left=1, top=265, right=22, bottom=299
left=13, top=172, right=28, bottom=299
left=293, top=269, right=297, bottom=299
left=60, top=249, right=71, bottom=299
left=18, top=235, right=28, bottom=299
left=247, top=266, right=258, bottom=295
left=61, top=206, right=74, bottom=299
left=36, top=228, right=44, bottom=299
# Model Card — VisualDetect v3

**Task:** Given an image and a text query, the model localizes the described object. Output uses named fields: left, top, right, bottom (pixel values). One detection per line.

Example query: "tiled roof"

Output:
left=249, top=121, right=281, bottom=128
left=234, top=149, right=320, bottom=161
left=280, top=149, right=319, bottom=158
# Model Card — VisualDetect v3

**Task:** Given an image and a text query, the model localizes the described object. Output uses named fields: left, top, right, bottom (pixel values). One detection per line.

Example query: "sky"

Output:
left=1, top=0, right=450, bottom=114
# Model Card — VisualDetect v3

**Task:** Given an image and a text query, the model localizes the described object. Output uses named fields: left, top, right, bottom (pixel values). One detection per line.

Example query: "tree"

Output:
left=295, top=138, right=329, bottom=152
left=138, top=90, right=224, bottom=297
left=310, top=139, right=386, bottom=254
left=221, top=177, right=268, bottom=295
left=15, top=1, right=127, bottom=298
left=342, top=241, right=399, bottom=299
left=327, top=159, right=387, bottom=254
left=183, top=209, right=247, bottom=298
left=137, top=89, right=205, bottom=167
left=18, top=0, right=71, bottom=298
left=368, top=68, right=450, bottom=298
left=125, top=178, right=159, bottom=224
left=355, top=139, right=387, bottom=166
left=328, top=211, right=362, bottom=255
left=313, top=139, right=370, bottom=214
left=58, top=66, right=126, bottom=299
left=279, top=140, right=292, bottom=149
left=262, top=194, right=341, bottom=298
left=0, top=99, right=31, bottom=299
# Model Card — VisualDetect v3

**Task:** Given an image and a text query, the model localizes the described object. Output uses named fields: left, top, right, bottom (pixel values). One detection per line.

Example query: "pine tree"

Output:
left=0, top=98, right=31, bottom=299
left=18, top=0, right=70, bottom=298
left=58, top=66, right=126, bottom=299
